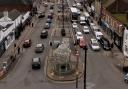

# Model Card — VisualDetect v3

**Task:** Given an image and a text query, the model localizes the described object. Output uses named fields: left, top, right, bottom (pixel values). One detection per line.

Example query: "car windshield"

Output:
left=92, top=42, right=99, bottom=46
left=78, top=33, right=82, bottom=36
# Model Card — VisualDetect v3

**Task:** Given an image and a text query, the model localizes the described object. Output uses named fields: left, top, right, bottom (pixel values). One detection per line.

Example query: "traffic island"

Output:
left=46, top=38, right=84, bottom=83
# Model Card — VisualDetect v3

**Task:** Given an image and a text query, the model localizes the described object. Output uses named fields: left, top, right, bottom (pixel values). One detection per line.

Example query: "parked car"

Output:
left=124, top=73, right=128, bottom=83
left=90, top=38, right=100, bottom=51
left=32, top=57, right=41, bottom=70
left=79, top=38, right=86, bottom=49
left=44, top=22, right=50, bottom=29
left=83, top=26, right=90, bottom=33
left=40, top=30, right=48, bottom=38
left=23, top=39, right=32, bottom=48
left=35, top=43, right=44, bottom=53
left=38, top=12, right=45, bottom=18
left=98, top=37, right=111, bottom=50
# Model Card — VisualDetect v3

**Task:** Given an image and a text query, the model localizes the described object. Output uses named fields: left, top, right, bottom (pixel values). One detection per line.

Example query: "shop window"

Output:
left=125, top=45, right=128, bottom=53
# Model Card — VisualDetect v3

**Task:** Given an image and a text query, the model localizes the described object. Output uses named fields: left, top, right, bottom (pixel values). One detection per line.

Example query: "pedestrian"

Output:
left=111, top=42, right=114, bottom=49
left=18, top=46, right=20, bottom=54
left=31, top=23, right=33, bottom=27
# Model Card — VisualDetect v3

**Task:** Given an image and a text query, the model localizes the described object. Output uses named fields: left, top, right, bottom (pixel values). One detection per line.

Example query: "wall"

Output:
left=0, top=5, right=32, bottom=12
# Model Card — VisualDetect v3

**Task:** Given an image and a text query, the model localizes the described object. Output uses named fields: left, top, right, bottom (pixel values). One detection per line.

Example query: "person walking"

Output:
left=18, top=46, right=20, bottom=54
left=31, top=23, right=34, bottom=27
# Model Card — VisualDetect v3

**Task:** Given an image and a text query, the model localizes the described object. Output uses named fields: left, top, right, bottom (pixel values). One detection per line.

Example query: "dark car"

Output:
left=98, top=37, right=111, bottom=50
left=44, top=23, right=50, bottom=29
left=32, top=57, right=41, bottom=70
left=40, top=30, right=48, bottom=38
left=50, top=5, right=54, bottom=9
left=46, top=18, right=52, bottom=23
left=61, top=28, right=66, bottom=36
left=23, top=39, right=32, bottom=48
left=38, top=12, right=45, bottom=18
left=47, top=13, right=53, bottom=19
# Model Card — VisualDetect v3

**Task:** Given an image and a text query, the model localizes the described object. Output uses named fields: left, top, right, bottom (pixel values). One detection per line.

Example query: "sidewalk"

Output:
left=92, top=17, right=124, bottom=67
left=0, top=16, right=38, bottom=64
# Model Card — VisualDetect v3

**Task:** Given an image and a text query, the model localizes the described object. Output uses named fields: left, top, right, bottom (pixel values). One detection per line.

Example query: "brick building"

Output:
left=95, top=0, right=128, bottom=50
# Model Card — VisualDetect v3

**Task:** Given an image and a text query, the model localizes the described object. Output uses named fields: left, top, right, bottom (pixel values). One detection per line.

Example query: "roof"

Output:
left=70, top=7, right=78, bottom=13
left=0, top=10, right=22, bottom=20
left=32, top=57, right=40, bottom=62
left=36, top=44, right=43, bottom=47
left=0, top=0, right=32, bottom=5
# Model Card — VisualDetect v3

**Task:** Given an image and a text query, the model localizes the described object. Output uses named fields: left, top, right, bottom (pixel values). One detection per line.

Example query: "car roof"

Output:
left=36, top=43, right=43, bottom=47
left=42, top=30, right=47, bottom=33
left=25, top=39, right=30, bottom=42
left=90, top=23, right=95, bottom=26
left=32, top=57, right=40, bottom=62
left=84, top=26, right=88, bottom=28
left=77, top=31, right=82, bottom=34
left=95, top=31, right=103, bottom=35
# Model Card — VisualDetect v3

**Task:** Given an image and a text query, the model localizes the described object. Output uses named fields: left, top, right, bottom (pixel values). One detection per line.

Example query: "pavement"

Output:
left=0, top=15, right=38, bottom=77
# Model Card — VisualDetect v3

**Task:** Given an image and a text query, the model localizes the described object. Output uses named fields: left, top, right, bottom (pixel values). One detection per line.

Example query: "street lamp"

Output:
left=76, top=50, right=79, bottom=89
left=84, top=46, right=88, bottom=89
left=99, top=0, right=103, bottom=25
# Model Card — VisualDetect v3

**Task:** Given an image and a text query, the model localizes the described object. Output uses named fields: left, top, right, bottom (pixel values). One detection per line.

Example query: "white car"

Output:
left=76, top=31, right=83, bottom=40
left=72, top=22, right=78, bottom=29
left=94, top=31, right=103, bottom=40
left=90, top=38, right=100, bottom=51
left=83, top=26, right=90, bottom=33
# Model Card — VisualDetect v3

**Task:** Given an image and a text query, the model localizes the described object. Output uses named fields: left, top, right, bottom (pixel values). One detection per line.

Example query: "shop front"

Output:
left=101, top=20, right=123, bottom=50
left=0, top=39, right=6, bottom=57
left=101, top=20, right=114, bottom=39
left=113, top=32, right=123, bottom=50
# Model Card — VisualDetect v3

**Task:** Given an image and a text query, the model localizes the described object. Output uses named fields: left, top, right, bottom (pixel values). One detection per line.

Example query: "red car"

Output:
left=23, top=39, right=32, bottom=48
left=79, top=38, right=86, bottom=48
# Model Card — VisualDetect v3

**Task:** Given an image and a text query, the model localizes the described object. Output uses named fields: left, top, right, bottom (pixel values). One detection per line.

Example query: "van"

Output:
left=94, top=31, right=103, bottom=40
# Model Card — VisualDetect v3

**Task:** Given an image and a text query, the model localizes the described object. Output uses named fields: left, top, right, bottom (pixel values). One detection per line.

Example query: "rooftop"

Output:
left=0, top=10, right=22, bottom=20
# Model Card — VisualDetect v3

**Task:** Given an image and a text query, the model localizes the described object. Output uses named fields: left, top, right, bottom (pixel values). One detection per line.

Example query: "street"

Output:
left=0, top=0, right=128, bottom=89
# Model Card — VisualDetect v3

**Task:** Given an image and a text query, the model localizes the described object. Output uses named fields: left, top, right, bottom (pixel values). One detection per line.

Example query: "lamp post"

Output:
left=84, top=46, right=88, bottom=89
left=99, top=0, right=103, bottom=25
left=62, top=0, right=64, bottom=30
left=76, top=50, right=79, bottom=89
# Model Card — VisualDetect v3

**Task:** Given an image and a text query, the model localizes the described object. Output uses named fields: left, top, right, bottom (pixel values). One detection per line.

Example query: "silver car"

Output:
left=35, top=43, right=44, bottom=53
left=90, top=38, right=100, bottom=51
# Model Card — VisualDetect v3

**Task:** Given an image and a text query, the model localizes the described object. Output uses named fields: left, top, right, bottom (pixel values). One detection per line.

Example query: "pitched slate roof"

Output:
left=0, top=0, right=32, bottom=5
left=0, top=10, right=23, bottom=20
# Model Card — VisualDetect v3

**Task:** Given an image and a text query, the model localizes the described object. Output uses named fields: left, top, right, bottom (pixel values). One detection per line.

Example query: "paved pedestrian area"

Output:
left=45, top=49, right=84, bottom=82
